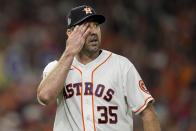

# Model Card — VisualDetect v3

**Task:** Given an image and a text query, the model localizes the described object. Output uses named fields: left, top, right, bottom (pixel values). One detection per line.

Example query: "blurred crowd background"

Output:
left=0, top=0, right=195, bottom=131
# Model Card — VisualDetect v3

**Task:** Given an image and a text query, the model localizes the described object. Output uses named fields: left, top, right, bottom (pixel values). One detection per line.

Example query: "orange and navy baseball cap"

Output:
left=66, top=5, right=105, bottom=29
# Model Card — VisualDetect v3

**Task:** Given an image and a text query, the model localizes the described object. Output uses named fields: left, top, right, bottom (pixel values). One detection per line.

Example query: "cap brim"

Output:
left=73, top=14, right=105, bottom=27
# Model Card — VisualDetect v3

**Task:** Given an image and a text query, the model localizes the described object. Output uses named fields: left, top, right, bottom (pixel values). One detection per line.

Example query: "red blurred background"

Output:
left=0, top=0, right=195, bottom=131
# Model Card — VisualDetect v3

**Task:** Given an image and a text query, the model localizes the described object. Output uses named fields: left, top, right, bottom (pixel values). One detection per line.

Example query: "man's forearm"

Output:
left=37, top=51, right=75, bottom=105
left=37, top=23, right=90, bottom=105
left=141, top=103, right=161, bottom=131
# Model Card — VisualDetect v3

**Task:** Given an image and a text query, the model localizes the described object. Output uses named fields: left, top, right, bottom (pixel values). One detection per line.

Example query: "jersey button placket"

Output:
left=82, top=70, right=94, bottom=131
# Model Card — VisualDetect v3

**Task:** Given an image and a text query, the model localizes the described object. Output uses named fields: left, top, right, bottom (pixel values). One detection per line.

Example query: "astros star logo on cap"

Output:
left=82, top=6, right=92, bottom=14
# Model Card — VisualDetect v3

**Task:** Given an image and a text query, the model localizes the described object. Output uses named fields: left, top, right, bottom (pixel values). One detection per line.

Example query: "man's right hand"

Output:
left=65, top=23, right=90, bottom=56
left=37, top=23, right=91, bottom=105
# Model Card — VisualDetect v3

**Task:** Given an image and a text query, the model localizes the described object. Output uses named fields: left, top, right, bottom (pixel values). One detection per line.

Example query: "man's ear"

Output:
left=66, top=29, right=72, bottom=36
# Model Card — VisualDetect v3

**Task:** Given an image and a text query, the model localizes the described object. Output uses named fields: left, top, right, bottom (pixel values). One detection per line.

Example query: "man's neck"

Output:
left=76, top=50, right=101, bottom=65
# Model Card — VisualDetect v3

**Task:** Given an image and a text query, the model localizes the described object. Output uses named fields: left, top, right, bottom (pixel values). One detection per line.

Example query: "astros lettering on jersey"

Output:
left=38, top=50, right=154, bottom=131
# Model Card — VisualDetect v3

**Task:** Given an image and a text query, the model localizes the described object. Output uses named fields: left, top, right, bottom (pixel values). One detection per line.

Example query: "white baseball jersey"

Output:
left=38, top=49, right=154, bottom=131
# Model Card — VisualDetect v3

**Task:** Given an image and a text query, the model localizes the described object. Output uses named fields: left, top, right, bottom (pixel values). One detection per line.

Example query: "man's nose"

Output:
left=88, top=24, right=96, bottom=34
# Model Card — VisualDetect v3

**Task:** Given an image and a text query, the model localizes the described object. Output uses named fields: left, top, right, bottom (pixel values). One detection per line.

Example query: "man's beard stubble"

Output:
left=83, top=34, right=101, bottom=54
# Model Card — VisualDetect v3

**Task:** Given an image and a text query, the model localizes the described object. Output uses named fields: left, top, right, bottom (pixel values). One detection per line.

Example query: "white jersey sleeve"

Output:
left=123, top=61, right=154, bottom=115
left=37, top=60, right=58, bottom=106
left=42, top=60, right=58, bottom=79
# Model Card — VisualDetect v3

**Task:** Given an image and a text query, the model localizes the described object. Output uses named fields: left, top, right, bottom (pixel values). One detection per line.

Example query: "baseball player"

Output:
left=37, top=5, right=161, bottom=131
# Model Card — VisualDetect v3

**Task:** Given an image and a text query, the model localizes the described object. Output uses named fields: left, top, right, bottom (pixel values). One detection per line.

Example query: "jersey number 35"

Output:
left=97, top=106, right=118, bottom=124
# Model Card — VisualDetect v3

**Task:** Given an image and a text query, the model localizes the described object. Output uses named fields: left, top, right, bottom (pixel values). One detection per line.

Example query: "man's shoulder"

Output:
left=103, top=50, right=133, bottom=66
left=43, top=60, right=58, bottom=73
